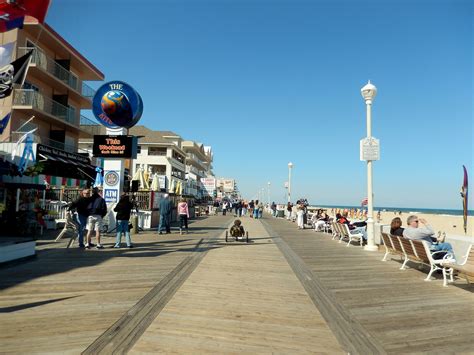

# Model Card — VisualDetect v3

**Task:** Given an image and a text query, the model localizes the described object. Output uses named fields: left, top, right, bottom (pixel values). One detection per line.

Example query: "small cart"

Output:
left=225, top=230, right=249, bottom=243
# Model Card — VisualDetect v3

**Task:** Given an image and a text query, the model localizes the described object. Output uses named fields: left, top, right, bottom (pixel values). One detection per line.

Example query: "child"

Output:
left=230, top=219, right=245, bottom=238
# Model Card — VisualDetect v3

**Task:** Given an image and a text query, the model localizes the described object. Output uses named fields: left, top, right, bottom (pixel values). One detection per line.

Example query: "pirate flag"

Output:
left=0, top=50, right=32, bottom=99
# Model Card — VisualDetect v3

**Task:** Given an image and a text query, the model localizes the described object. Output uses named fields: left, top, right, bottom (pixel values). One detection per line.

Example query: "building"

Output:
left=0, top=17, right=104, bottom=234
left=78, top=125, right=214, bottom=198
left=0, top=17, right=103, bottom=185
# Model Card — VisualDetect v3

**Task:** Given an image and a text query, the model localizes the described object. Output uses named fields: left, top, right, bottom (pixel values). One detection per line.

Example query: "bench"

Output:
left=381, top=232, right=405, bottom=262
left=384, top=234, right=447, bottom=281
left=441, top=244, right=474, bottom=287
left=339, top=223, right=363, bottom=247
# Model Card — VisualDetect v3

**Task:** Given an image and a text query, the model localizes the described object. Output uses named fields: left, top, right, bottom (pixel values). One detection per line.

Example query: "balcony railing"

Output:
left=13, top=89, right=77, bottom=125
left=79, top=116, right=102, bottom=135
left=18, top=47, right=96, bottom=99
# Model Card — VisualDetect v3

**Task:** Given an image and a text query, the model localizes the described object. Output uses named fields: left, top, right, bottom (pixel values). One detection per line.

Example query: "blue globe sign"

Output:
left=92, top=81, right=143, bottom=128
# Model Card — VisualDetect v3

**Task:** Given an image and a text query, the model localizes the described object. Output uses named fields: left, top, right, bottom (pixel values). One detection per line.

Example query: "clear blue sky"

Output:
left=46, top=0, right=472, bottom=209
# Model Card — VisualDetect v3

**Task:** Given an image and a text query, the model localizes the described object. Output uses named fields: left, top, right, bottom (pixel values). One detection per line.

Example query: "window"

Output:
left=136, top=145, right=141, bottom=154
left=149, top=164, right=166, bottom=175
left=171, top=168, right=185, bottom=180
left=148, top=147, right=167, bottom=156
left=172, top=150, right=184, bottom=163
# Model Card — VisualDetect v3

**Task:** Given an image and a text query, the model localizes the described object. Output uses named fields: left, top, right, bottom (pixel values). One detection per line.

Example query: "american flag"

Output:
left=361, top=197, right=368, bottom=206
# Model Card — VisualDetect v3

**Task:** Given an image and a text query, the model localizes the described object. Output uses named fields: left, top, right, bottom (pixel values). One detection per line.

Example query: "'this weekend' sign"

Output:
left=93, top=135, right=138, bottom=158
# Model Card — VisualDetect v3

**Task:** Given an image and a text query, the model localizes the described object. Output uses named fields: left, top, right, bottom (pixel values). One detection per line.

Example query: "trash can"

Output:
left=131, top=215, right=139, bottom=235
left=276, top=210, right=285, bottom=218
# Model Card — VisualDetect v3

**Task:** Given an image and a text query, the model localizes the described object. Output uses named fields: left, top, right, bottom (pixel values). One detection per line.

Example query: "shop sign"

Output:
left=36, top=144, right=90, bottom=165
left=93, top=135, right=138, bottom=158
left=104, top=189, right=118, bottom=203
left=92, top=81, right=143, bottom=128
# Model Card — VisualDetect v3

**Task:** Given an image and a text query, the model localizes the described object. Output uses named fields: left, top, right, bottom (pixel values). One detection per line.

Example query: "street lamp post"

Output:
left=287, top=162, right=293, bottom=202
left=361, top=81, right=378, bottom=251
left=267, top=182, right=271, bottom=205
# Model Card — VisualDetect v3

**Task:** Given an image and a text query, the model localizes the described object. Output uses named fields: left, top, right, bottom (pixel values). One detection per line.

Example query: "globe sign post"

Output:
left=91, top=81, right=143, bottom=231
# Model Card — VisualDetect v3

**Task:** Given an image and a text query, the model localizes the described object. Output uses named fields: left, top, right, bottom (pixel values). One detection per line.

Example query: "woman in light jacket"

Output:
left=177, top=198, right=189, bottom=234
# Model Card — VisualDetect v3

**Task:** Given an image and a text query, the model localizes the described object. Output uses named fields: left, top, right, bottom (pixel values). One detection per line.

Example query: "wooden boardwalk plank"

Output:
left=130, top=217, right=344, bottom=354
left=262, top=217, right=474, bottom=354
left=0, top=216, right=232, bottom=353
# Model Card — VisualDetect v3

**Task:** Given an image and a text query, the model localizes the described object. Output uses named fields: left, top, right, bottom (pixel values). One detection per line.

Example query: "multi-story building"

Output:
left=181, top=140, right=213, bottom=198
left=78, top=125, right=214, bottom=198
left=0, top=17, right=103, bottom=187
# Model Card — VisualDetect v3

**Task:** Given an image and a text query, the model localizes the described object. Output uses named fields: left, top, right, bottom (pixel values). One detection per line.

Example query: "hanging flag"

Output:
left=94, top=167, right=103, bottom=187
left=0, top=15, right=24, bottom=32
left=361, top=197, right=368, bottom=206
left=461, top=165, right=468, bottom=235
left=0, top=0, right=50, bottom=31
left=0, top=50, right=33, bottom=98
left=0, top=112, right=10, bottom=134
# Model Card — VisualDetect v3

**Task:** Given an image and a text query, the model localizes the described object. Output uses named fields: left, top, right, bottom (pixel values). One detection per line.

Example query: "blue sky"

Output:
left=47, top=0, right=472, bottom=209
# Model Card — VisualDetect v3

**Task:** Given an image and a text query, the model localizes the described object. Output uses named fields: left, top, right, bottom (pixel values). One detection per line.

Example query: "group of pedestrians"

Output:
left=69, top=187, right=135, bottom=249
left=158, top=194, right=190, bottom=235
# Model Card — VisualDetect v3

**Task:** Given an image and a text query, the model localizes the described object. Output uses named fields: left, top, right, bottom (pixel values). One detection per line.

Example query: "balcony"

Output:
left=13, top=89, right=75, bottom=123
left=18, top=47, right=96, bottom=106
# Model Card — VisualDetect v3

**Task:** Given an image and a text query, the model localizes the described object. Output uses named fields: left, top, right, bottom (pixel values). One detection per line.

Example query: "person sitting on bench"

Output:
left=230, top=219, right=245, bottom=238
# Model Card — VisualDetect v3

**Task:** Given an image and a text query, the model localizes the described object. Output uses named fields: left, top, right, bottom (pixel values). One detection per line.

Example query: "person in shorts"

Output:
left=85, top=188, right=107, bottom=249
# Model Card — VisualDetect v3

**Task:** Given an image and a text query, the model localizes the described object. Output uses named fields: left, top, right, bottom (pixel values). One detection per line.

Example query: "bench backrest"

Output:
left=410, top=239, right=430, bottom=263
left=399, top=237, right=418, bottom=259
left=389, top=234, right=405, bottom=255
left=381, top=232, right=393, bottom=251
left=334, top=222, right=343, bottom=237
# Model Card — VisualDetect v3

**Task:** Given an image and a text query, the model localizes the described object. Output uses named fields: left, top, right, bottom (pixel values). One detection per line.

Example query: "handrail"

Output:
left=13, top=89, right=77, bottom=125
left=18, top=47, right=96, bottom=99
left=79, top=116, right=102, bottom=135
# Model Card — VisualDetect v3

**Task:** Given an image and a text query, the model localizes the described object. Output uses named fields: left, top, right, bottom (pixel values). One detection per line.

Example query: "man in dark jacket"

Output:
left=158, top=194, right=172, bottom=234
left=85, top=188, right=108, bottom=249
left=69, top=188, right=91, bottom=248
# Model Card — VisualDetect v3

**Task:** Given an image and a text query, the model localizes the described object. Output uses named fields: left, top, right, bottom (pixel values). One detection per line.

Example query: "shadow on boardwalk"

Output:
left=0, top=215, right=231, bottom=292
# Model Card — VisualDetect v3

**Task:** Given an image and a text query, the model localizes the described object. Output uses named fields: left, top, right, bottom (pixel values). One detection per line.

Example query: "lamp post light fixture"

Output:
left=361, top=80, right=379, bottom=252
left=287, top=162, right=293, bottom=203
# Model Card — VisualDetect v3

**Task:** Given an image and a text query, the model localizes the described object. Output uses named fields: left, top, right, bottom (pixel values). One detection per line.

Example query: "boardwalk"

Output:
left=0, top=214, right=473, bottom=354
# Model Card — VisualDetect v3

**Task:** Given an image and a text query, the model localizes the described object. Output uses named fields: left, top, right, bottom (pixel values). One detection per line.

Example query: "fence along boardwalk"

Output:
left=262, top=217, right=474, bottom=354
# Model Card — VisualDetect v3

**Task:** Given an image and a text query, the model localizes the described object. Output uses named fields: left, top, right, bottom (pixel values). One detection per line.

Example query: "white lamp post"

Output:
left=361, top=80, right=378, bottom=251
left=267, top=181, right=271, bottom=205
left=288, top=162, right=293, bottom=202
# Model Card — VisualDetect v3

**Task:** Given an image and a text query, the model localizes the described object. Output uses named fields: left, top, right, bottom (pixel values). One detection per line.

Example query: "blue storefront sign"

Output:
left=104, top=188, right=118, bottom=203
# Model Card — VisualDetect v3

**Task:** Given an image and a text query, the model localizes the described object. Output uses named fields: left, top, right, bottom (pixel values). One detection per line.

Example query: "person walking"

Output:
left=296, top=203, right=305, bottom=229
left=257, top=201, right=264, bottom=219
left=158, top=194, right=172, bottom=234
left=113, top=194, right=134, bottom=248
left=177, top=198, right=189, bottom=234
left=68, top=188, right=91, bottom=248
left=222, top=200, right=228, bottom=215
left=85, top=188, right=107, bottom=249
